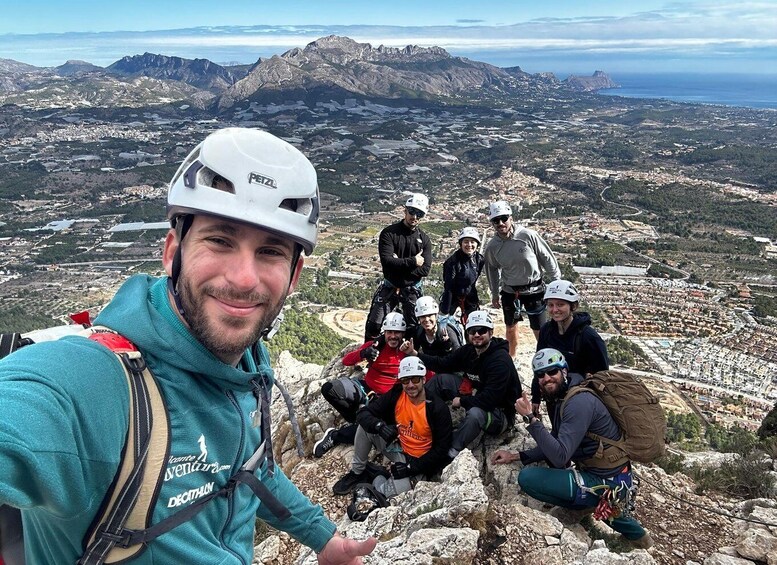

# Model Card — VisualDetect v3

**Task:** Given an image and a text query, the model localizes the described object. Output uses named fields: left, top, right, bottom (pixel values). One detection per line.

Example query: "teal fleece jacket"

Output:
left=0, top=275, right=336, bottom=564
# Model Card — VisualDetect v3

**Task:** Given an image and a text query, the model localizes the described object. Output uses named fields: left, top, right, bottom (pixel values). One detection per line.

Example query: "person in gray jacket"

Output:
left=491, top=349, right=653, bottom=550
left=483, top=200, right=561, bottom=357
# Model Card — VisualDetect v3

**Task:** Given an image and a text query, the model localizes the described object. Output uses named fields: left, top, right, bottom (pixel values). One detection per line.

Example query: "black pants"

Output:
left=364, top=283, right=421, bottom=341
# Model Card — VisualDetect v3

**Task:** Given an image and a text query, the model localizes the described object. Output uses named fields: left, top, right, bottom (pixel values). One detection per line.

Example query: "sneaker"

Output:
left=333, top=470, right=367, bottom=495
left=313, top=427, right=337, bottom=458
left=628, top=532, right=654, bottom=550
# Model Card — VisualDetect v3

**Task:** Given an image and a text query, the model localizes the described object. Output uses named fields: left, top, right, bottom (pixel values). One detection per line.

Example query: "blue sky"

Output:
left=1, top=1, right=775, bottom=75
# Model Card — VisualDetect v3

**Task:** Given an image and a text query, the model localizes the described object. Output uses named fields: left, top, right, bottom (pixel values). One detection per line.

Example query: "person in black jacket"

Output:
left=406, top=310, right=522, bottom=459
left=532, top=280, right=609, bottom=416
left=439, top=226, right=485, bottom=326
left=364, top=193, right=433, bottom=341
left=332, top=357, right=453, bottom=497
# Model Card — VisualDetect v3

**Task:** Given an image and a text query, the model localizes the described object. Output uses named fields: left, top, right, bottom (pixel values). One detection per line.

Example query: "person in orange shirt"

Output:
left=331, top=357, right=452, bottom=498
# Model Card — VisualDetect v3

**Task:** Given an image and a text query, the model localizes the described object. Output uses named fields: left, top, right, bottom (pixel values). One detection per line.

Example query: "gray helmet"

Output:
left=532, top=348, right=568, bottom=375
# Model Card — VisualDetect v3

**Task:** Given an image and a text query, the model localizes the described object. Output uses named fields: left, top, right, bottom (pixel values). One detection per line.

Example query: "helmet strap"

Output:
left=169, top=214, right=194, bottom=319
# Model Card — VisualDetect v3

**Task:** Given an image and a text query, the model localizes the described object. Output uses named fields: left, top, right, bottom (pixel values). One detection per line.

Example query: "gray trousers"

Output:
left=352, top=426, right=420, bottom=498
left=426, top=373, right=509, bottom=452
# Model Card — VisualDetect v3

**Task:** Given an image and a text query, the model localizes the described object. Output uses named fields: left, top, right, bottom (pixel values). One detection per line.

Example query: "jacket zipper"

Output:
left=221, top=389, right=247, bottom=565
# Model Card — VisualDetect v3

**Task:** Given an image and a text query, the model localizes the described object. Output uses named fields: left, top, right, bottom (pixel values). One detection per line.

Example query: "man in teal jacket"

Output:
left=0, top=128, right=375, bottom=564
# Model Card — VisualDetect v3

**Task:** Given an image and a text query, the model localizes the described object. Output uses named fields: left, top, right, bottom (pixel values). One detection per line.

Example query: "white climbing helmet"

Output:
left=488, top=200, right=513, bottom=220
left=458, top=226, right=481, bottom=245
left=381, top=312, right=407, bottom=332
left=167, top=128, right=320, bottom=255
left=398, top=357, right=427, bottom=379
left=465, top=310, right=494, bottom=330
left=414, top=296, right=439, bottom=317
left=543, top=280, right=580, bottom=303
left=405, top=193, right=429, bottom=214
left=532, top=348, right=568, bottom=375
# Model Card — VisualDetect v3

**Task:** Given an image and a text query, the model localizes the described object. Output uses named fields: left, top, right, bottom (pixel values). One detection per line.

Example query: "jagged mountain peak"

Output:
left=218, top=34, right=523, bottom=109
left=301, top=35, right=451, bottom=62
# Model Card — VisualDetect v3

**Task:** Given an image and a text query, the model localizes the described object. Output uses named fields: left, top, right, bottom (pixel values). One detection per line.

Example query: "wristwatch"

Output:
left=522, top=414, right=537, bottom=425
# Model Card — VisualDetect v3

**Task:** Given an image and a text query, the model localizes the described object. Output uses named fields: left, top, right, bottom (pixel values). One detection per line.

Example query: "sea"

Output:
left=595, top=72, right=777, bottom=110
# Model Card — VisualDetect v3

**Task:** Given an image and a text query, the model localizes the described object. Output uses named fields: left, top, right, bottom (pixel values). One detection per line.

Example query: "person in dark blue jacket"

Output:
left=439, top=226, right=485, bottom=327
left=492, top=349, right=653, bottom=550
left=532, top=279, right=609, bottom=416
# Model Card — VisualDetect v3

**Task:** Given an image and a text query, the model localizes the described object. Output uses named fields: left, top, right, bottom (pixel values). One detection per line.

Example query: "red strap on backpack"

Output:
left=88, top=332, right=138, bottom=354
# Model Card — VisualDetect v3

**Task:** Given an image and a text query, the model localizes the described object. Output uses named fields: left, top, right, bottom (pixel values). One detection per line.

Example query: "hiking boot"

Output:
left=628, top=532, right=654, bottom=550
left=333, top=470, right=368, bottom=495
left=313, top=427, right=337, bottom=458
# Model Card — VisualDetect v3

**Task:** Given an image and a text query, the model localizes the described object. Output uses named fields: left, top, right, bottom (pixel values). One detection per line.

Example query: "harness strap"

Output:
left=112, top=465, right=292, bottom=549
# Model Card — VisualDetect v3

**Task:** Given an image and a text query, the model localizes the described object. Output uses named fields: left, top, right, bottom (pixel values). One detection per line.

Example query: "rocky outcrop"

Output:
left=258, top=348, right=771, bottom=565
left=564, top=70, right=618, bottom=92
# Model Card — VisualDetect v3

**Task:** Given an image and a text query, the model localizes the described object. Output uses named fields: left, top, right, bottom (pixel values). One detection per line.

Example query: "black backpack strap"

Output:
left=0, top=333, right=32, bottom=359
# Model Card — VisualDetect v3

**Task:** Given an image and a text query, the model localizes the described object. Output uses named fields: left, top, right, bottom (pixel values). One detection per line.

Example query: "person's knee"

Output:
left=518, top=466, right=542, bottom=493
left=528, top=313, right=544, bottom=331
left=322, top=380, right=334, bottom=398
left=467, top=406, right=488, bottom=426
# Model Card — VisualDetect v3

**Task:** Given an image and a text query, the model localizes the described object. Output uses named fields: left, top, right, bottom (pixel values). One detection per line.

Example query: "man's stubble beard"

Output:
left=178, top=276, right=284, bottom=363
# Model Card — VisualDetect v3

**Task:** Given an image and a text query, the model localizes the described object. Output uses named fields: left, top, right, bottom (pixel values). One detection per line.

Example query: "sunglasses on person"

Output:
left=399, top=376, right=424, bottom=385
left=406, top=207, right=425, bottom=218
left=466, top=326, right=490, bottom=336
left=535, top=367, right=561, bottom=379
left=491, top=215, right=510, bottom=225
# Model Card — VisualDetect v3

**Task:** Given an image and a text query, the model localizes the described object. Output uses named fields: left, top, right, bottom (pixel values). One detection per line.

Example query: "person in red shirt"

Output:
left=315, top=312, right=407, bottom=457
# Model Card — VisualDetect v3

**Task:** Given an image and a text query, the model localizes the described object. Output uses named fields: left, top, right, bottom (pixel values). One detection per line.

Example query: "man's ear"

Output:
left=287, top=255, right=305, bottom=294
left=162, top=229, right=179, bottom=277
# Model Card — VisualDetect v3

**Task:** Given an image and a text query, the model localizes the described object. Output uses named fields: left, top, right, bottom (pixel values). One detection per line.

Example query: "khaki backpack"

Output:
left=560, top=370, right=667, bottom=468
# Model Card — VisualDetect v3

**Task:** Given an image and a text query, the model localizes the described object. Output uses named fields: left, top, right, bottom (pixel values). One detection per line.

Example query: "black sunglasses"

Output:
left=467, top=326, right=490, bottom=336
left=399, top=376, right=424, bottom=385
left=491, top=215, right=510, bottom=224
left=536, top=367, right=561, bottom=378
left=406, top=207, right=425, bottom=218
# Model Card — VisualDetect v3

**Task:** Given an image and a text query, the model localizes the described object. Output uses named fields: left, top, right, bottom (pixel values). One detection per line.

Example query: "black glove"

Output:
left=390, top=461, right=413, bottom=480
left=360, top=345, right=379, bottom=362
left=375, top=422, right=398, bottom=443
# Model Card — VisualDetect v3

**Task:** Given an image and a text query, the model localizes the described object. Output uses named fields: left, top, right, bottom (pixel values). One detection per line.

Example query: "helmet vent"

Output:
left=281, top=198, right=316, bottom=218
left=200, top=168, right=235, bottom=194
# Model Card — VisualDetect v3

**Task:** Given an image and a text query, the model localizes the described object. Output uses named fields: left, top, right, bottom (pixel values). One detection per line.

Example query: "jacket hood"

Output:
left=481, top=336, right=509, bottom=356
left=94, top=275, right=272, bottom=392
left=569, top=312, right=592, bottom=332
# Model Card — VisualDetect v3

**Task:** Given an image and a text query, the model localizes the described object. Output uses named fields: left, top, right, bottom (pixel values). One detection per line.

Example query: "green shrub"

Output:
left=690, top=453, right=775, bottom=499
left=654, top=453, right=685, bottom=475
